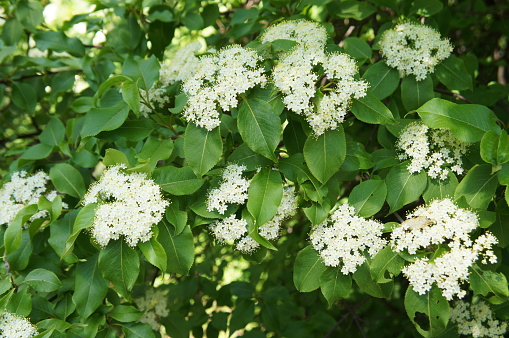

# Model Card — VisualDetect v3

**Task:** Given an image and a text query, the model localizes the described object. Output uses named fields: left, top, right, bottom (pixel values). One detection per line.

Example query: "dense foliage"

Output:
left=1, top=0, right=509, bottom=337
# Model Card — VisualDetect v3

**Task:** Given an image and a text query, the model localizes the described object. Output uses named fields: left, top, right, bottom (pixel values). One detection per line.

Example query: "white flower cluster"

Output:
left=209, top=184, right=298, bottom=254
left=83, top=164, right=169, bottom=247
left=273, top=45, right=368, bottom=136
left=0, top=312, right=38, bottom=337
left=207, top=164, right=250, bottom=214
left=379, top=21, right=453, bottom=81
left=134, top=289, right=169, bottom=331
left=0, top=171, right=67, bottom=226
left=310, top=204, right=386, bottom=274
left=397, top=122, right=469, bottom=180
left=159, top=41, right=202, bottom=86
left=260, top=20, right=328, bottom=48
left=182, top=45, right=267, bottom=130
left=450, top=300, right=508, bottom=338
left=140, top=42, right=202, bottom=117
left=391, top=199, right=498, bottom=300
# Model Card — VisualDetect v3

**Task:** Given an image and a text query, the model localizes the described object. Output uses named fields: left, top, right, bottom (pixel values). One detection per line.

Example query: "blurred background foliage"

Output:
left=0, top=0, right=508, bottom=337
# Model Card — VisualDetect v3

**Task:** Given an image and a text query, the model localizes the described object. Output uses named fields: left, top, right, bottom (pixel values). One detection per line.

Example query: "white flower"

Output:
left=260, top=19, right=328, bottom=48
left=310, top=204, right=386, bottom=274
left=379, top=21, right=453, bottom=81
left=159, top=41, right=202, bottom=86
left=182, top=45, right=267, bottom=130
left=0, top=170, right=67, bottom=226
left=83, top=164, right=169, bottom=247
left=397, top=122, right=469, bottom=180
left=392, top=199, right=498, bottom=300
left=0, top=312, right=38, bottom=337
left=206, top=164, right=250, bottom=215
left=140, top=86, right=169, bottom=117
left=273, top=45, right=368, bottom=136
left=450, top=300, right=508, bottom=338
left=134, top=289, right=169, bottom=331
left=210, top=215, right=248, bottom=243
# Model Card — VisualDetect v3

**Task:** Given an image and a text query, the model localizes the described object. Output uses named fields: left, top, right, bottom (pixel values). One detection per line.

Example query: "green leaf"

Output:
left=5, top=287, right=32, bottom=317
left=103, top=148, right=131, bottom=167
left=319, top=267, right=352, bottom=306
left=122, top=55, right=160, bottom=91
left=229, top=299, right=255, bottom=333
left=98, top=119, right=156, bottom=142
left=39, top=117, right=65, bottom=147
left=139, top=225, right=167, bottom=272
left=19, top=143, right=53, bottom=161
left=303, top=201, right=330, bottom=226
left=49, top=163, right=86, bottom=199
left=25, top=269, right=62, bottom=293
left=11, top=82, right=36, bottom=115
left=98, top=239, right=140, bottom=300
left=343, top=37, right=371, bottom=63
left=227, top=143, right=272, bottom=171
left=62, top=204, right=97, bottom=259
left=33, top=30, right=85, bottom=57
left=342, top=141, right=375, bottom=172
left=416, top=98, right=500, bottom=143
left=243, top=209, right=277, bottom=251
left=435, top=55, right=473, bottom=92
left=237, top=97, right=281, bottom=162
left=335, top=0, right=376, bottom=20
left=469, top=264, right=509, bottom=300
left=270, top=39, right=299, bottom=53
left=97, top=75, right=132, bottom=98
left=293, top=246, right=327, bottom=292
left=490, top=199, right=509, bottom=248
left=165, top=202, right=187, bottom=236
left=353, top=260, right=393, bottom=298
left=385, top=163, right=427, bottom=214
left=184, top=123, right=222, bottom=177
left=81, top=101, right=130, bottom=139
left=73, top=254, right=109, bottom=320
left=423, top=172, right=458, bottom=204
left=349, top=179, right=387, bottom=217
left=153, top=166, right=204, bottom=195
left=123, top=323, right=156, bottom=338
left=361, top=61, right=400, bottom=100
left=4, top=204, right=37, bottom=255
left=304, top=127, right=346, bottom=184
left=279, top=154, right=327, bottom=203
left=158, top=221, right=194, bottom=275
left=401, top=75, right=434, bottom=111
left=481, top=130, right=509, bottom=165
left=409, top=0, right=443, bottom=16
left=121, top=80, right=141, bottom=117
left=454, top=164, right=498, bottom=210
left=404, top=285, right=449, bottom=337
left=110, top=305, right=143, bottom=323
left=136, top=137, right=174, bottom=171
left=247, top=168, right=283, bottom=226
left=5, top=231, right=33, bottom=271
left=161, top=313, right=189, bottom=338
left=283, top=116, right=307, bottom=155
left=370, top=246, right=405, bottom=283
left=350, top=90, right=395, bottom=125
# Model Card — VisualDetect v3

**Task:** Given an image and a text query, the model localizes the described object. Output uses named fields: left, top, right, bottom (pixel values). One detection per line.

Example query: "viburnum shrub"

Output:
left=1, top=0, right=509, bottom=337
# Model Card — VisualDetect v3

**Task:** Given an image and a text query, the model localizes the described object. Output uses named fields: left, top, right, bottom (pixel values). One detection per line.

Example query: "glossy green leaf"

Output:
left=350, top=90, right=396, bottom=125
left=121, top=80, right=141, bottom=117
left=385, top=163, right=427, bottom=214
left=401, top=75, right=434, bottom=111
left=4, top=204, right=37, bottom=255
left=139, top=225, right=167, bottom=272
left=349, top=179, right=387, bottom=217
left=136, top=137, right=174, bottom=171
left=247, top=168, right=283, bottom=226
left=304, top=127, right=346, bottom=184
left=353, top=260, right=393, bottom=298
left=469, top=264, right=509, bottom=300
left=480, top=130, right=509, bottom=166
left=362, top=61, right=400, bottom=99
left=25, top=269, right=62, bottom=293
left=404, top=285, right=449, bottom=337
left=423, top=172, right=458, bottom=204
left=436, top=55, right=473, bottom=91
left=319, top=267, right=352, bottom=306
left=123, top=323, right=156, bottom=338
left=237, top=97, right=280, bottom=162
left=73, top=254, right=109, bottom=320
left=165, top=202, right=188, bottom=236
left=293, top=246, right=327, bottom=292
left=153, top=166, right=204, bottom=195
left=417, top=98, right=500, bottom=143
left=184, top=123, right=222, bottom=177
left=39, top=117, right=66, bottom=147
left=227, top=143, right=272, bottom=171
left=122, top=55, right=160, bottom=91
left=158, top=221, right=194, bottom=275
left=409, top=0, right=443, bottom=16
left=11, top=82, right=36, bottom=115
left=98, top=239, right=140, bottom=300
left=81, top=101, right=130, bottom=139
left=110, top=305, right=143, bottom=323
left=343, top=37, right=371, bottom=63
left=49, top=163, right=86, bottom=199
left=370, top=246, right=405, bottom=283
left=455, top=164, right=498, bottom=209
left=342, top=141, right=375, bottom=172
left=103, top=148, right=131, bottom=167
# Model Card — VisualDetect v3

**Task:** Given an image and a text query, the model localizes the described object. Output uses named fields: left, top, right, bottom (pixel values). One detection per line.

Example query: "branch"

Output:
left=433, top=88, right=475, bottom=104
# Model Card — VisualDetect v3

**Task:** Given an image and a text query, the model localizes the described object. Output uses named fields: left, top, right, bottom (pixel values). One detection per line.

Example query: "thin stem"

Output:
left=433, top=88, right=475, bottom=104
